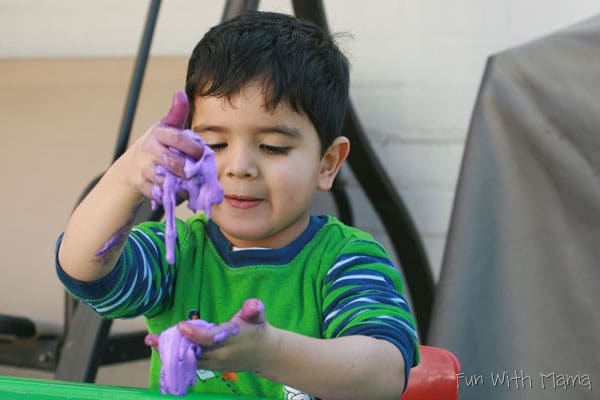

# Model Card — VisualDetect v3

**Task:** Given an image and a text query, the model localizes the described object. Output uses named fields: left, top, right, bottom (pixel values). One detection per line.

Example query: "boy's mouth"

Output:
left=224, top=194, right=263, bottom=209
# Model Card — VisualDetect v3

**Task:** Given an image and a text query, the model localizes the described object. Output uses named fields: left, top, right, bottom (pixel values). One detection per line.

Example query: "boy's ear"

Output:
left=317, top=136, right=350, bottom=191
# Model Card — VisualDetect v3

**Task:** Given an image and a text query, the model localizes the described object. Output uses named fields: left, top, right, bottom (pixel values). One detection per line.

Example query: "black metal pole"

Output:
left=112, top=0, right=162, bottom=162
left=64, top=0, right=162, bottom=340
left=58, top=1, right=163, bottom=382
left=222, top=0, right=260, bottom=22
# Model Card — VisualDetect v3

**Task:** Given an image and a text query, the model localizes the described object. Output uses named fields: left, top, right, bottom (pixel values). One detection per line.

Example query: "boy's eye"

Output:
left=207, top=143, right=227, bottom=151
left=260, top=144, right=291, bottom=155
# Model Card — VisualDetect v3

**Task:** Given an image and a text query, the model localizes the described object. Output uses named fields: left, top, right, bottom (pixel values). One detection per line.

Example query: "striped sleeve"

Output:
left=55, top=223, right=177, bottom=319
left=321, top=239, right=419, bottom=387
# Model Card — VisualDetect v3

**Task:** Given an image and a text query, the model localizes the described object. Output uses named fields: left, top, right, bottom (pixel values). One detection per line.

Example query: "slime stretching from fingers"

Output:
left=151, top=133, right=223, bottom=264
left=150, top=91, right=223, bottom=264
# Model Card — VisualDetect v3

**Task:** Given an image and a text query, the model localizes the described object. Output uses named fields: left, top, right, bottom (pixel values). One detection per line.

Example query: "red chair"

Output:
left=400, top=346, right=460, bottom=400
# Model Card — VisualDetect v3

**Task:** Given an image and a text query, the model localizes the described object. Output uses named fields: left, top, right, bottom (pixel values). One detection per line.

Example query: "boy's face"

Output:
left=191, top=83, right=347, bottom=248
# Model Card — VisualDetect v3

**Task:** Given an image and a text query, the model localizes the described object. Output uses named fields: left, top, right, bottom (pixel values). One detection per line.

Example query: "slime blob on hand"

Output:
left=158, top=319, right=213, bottom=396
left=156, top=300, right=260, bottom=395
left=151, top=91, right=223, bottom=264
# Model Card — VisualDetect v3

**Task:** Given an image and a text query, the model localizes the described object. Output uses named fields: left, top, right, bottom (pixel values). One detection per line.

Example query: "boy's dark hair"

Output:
left=185, top=11, right=349, bottom=152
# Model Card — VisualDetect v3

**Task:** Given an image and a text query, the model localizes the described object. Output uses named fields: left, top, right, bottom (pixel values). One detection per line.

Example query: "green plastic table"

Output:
left=0, top=375, right=272, bottom=400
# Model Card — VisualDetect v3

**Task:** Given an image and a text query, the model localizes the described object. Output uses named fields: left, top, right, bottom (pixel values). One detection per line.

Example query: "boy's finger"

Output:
left=211, top=322, right=240, bottom=345
left=156, top=129, right=205, bottom=161
left=178, top=321, right=216, bottom=346
left=161, top=90, right=189, bottom=129
left=179, top=321, right=238, bottom=347
left=144, top=333, right=160, bottom=349
left=239, top=298, right=265, bottom=324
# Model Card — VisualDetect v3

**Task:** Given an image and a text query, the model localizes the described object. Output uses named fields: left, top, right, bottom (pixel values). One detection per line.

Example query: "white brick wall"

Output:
left=1, top=0, right=598, bottom=279
left=325, top=1, right=600, bottom=278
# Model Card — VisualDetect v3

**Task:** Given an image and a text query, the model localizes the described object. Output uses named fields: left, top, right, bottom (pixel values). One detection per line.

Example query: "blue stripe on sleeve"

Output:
left=54, top=229, right=174, bottom=319
left=322, top=249, right=419, bottom=392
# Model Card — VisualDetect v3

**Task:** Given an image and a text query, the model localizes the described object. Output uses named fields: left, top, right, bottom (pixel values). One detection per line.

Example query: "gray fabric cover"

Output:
left=428, top=15, right=600, bottom=400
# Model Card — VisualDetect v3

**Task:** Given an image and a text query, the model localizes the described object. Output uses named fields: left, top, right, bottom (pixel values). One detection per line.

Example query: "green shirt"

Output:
left=57, top=214, right=419, bottom=398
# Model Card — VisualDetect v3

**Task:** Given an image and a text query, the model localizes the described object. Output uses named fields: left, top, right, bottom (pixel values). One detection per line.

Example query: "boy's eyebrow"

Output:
left=191, top=123, right=226, bottom=133
left=256, top=124, right=301, bottom=138
left=192, top=123, right=301, bottom=138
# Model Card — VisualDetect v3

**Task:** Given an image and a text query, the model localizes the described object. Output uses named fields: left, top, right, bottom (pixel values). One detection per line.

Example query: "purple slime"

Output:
left=95, top=203, right=141, bottom=260
left=95, top=227, right=128, bottom=258
left=158, top=318, right=239, bottom=395
left=158, top=319, right=213, bottom=396
left=151, top=131, right=223, bottom=264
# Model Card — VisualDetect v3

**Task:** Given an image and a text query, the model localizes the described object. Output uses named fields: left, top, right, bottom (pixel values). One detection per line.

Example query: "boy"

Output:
left=56, top=11, right=419, bottom=400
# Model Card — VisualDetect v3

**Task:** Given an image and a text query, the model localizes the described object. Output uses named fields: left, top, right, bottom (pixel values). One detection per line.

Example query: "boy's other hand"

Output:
left=177, top=299, right=277, bottom=373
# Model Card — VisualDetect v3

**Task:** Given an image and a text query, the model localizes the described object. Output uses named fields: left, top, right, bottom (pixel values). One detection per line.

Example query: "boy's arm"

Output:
left=57, top=92, right=203, bottom=282
left=263, top=328, right=406, bottom=400
left=57, top=156, right=144, bottom=282
left=175, top=299, right=409, bottom=400
left=58, top=164, right=142, bottom=282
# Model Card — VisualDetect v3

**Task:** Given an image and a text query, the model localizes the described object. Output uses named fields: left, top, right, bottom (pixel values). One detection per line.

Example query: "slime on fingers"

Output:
left=158, top=319, right=239, bottom=395
left=158, top=319, right=212, bottom=396
left=150, top=91, right=223, bottom=264
left=157, top=300, right=263, bottom=395
left=151, top=133, right=223, bottom=264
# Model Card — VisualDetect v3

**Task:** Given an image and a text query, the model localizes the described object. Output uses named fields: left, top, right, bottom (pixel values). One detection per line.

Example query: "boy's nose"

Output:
left=224, top=149, right=258, bottom=179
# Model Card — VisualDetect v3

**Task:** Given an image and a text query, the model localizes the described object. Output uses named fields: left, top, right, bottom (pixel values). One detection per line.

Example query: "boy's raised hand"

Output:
left=123, top=91, right=204, bottom=201
left=160, top=90, right=189, bottom=129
